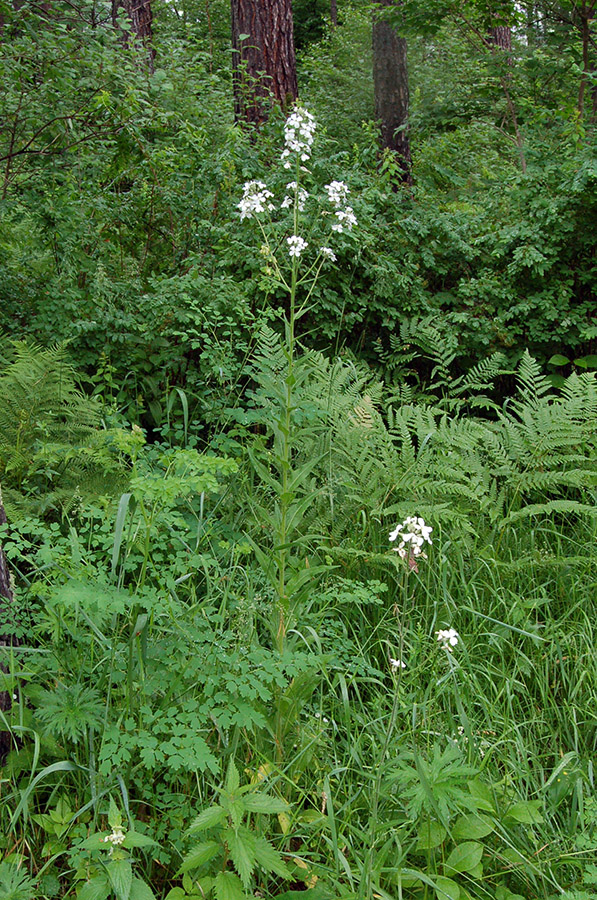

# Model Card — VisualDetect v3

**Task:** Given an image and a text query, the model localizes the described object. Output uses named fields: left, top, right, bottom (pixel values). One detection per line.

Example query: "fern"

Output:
left=0, top=342, right=107, bottom=516
left=312, top=352, right=597, bottom=546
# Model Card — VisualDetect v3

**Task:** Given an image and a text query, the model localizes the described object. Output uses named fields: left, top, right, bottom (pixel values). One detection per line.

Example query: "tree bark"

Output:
left=112, top=0, right=155, bottom=72
left=372, top=0, right=412, bottom=187
left=0, top=486, right=16, bottom=763
left=330, top=0, right=337, bottom=27
left=231, top=0, right=298, bottom=128
left=576, top=1, right=596, bottom=117
left=489, top=25, right=512, bottom=50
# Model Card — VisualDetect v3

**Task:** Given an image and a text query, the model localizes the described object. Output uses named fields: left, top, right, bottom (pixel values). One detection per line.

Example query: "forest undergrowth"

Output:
left=1, top=101, right=597, bottom=900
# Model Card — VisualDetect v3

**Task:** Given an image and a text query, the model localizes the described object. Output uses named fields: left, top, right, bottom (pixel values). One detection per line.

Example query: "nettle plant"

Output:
left=236, top=106, right=358, bottom=654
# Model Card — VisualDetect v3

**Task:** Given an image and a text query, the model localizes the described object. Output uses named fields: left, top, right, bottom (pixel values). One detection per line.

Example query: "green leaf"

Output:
left=79, top=833, right=111, bottom=850
left=467, top=862, right=483, bottom=879
left=77, top=878, right=112, bottom=900
left=107, top=859, right=133, bottom=900
left=435, top=876, right=461, bottom=900
left=188, top=806, right=226, bottom=834
left=214, top=871, right=246, bottom=900
left=164, top=890, right=186, bottom=900
left=111, top=494, right=132, bottom=580
left=228, top=797, right=244, bottom=831
left=194, top=876, right=215, bottom=896
left=416, top=821, right=446, bottom=850
left=445, top=842, right=484, bottom=875
left=225, top=760, right=240, bottom=794
left=129, top=877, right=157, bottom=900
left=122, top=832, right=158, bottom=849
left=179, top=841, right=221, bottom=873
left=452, top=814, right=494, bottom=840
left=253, top=836, right=292, bottom=879
left=228, top=828, right=256, bottom=887
left=108, top=797, right=122, bottom=830
left=574, top=355, right=597, bottom=369
left=242, top=793, right=289, bottom=814
left=547, top=354, right=569, bottom=366
left=467, top=780, right=495, bottom=812
left=504, top=800, right=543, bottom=824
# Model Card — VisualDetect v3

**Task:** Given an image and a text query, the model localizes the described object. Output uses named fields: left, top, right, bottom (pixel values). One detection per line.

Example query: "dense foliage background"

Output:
left=1, top=1, right=596, bottom=899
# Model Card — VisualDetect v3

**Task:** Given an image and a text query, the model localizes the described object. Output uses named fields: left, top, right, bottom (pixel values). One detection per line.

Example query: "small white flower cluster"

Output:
left=390, top=657, right=406, bottom=670
left=320, top=246, right=336, bottom=261
left=102, top=825, right=126, bottom=855
left=325, top=180, right=350, bottom=205
left=389, top=516, right=433, bottom=560
left=325, top=180, right=357, bottom=233
left=332, top=207, right=357, bottom=233
left=280, top=182, right=309, bottom=211
left=238, top=180, right=275, bottom=220
left=436, top=628, right=459, bottom=652
left=287, top=235, right=308, bottom=258
left=281, top=106, right=316, bottom=169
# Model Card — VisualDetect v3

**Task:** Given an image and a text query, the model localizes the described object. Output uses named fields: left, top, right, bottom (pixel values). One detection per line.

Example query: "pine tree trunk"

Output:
left=231, top=0, right=298, bottom=127
left=0, top=487, right=15, bottom=763
left=330, top=0, right=337, bottom=27
left=489, top=25, right=512, bottom=50
left=112, top=0, right=155, bottom=72
left=372, top=0, right=412, bottom=187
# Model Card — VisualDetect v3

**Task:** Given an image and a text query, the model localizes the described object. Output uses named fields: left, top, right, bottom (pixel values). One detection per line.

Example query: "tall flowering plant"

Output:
left=237, top=106, right=357, bottom=656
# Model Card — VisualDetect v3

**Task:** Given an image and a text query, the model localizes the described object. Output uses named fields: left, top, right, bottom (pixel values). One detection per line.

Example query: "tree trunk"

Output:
left=489, top=25, right=512, bottom=50
left=0, top=486, right=16, bottom=763
left=112, top=0, right=155, bottom=72
left=372, top=0, right=412, bottom=187
left=330, top=0, right=337, bottom=27
left=231, top=0, right=298, bottom=128
left=576, top=1, right=596, bottom=118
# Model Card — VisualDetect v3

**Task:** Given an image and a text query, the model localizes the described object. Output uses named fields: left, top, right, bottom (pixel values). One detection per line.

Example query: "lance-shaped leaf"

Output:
left=242, top=793, right=290, bottom=815
left=107, top=859, right=133, bottom=900
left=188, top=806, right=226, bottom=834
left=122, top=832, right=158, bottom=850
left=253, top=836, right=292, bottom=879
left=179, top=840, right=221, bottom=874
left=227, top=827, right=256, bottom=887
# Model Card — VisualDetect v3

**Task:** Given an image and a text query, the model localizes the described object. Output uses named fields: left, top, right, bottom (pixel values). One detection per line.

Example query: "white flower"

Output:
left=390, top=658, right=406, bottom=669
left=334, top=206, right=357, bottom=231
left=320, top=247, right=337, bottom=261
left=281, top=182, right=309, bottom=211
left=103, top=826, right=126, bottom=847
left=389, top=516, right=432, bottom=559
left=436, top=628, right=459, bottom=652
left=281, top=106, right=316, bottom=168
left=238, top=180, right=275, bottom=220
left=325, top=180, right=350, bottom=206
left=287, top=235, right=308, bottom=258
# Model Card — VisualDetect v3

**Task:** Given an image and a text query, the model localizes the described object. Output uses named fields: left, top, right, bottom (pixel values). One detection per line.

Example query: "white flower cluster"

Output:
left=238, top=180, right=275, bottom=220
left=332, top=207, right=357, bottom=233
left=280, top=182, right=309, bottom=211
left=389, top=516, right=433, bottom=560
left=102, top=825, right=126, bottom=854
left=320, top=246, right=336, bottom=261
left=281, top=106, right=316, bottom=169
left=390, top=657, right=406, bottom=670
left=325, top=180, right=357, bottom=234
left=287, top=235, right=308, bottom=258
left=325, top=180, right=350, bottom=205
left=436, top=628, right=459, bottom=652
